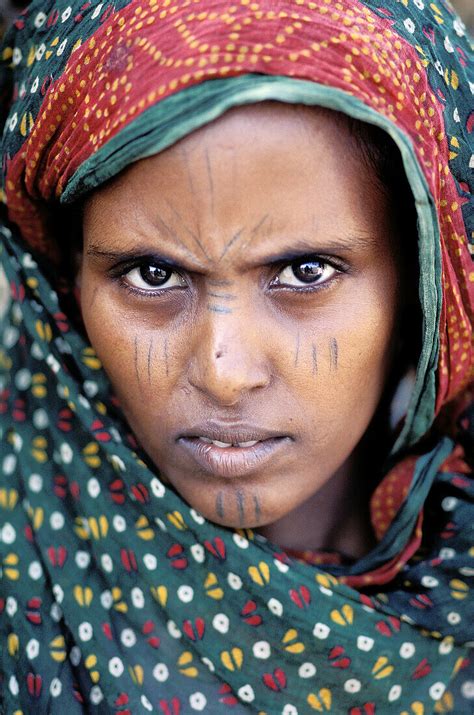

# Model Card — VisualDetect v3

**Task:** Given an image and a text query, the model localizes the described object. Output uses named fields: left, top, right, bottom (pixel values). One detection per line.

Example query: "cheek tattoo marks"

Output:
left=134, top=335, right=141, bottom=388
left=294, top=331, right=300, bottom=368
left=312, top=343, right=318, bottom=376
left=163, top=337, right=170, bottom=377
left=135, top=336, right=169, bottom=388
left=309, top=340, right=337, bottom=376
left=330, top=337, right=339, bottom=370
left=147, top=338, right=154, bottom=386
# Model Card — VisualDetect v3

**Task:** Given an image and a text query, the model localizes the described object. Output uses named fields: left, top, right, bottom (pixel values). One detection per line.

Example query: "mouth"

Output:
left=177, top=427, right=292, bottom=478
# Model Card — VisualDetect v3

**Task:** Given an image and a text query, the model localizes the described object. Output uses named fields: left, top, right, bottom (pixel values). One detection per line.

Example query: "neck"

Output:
left=257, top=453, right=376, bottom=559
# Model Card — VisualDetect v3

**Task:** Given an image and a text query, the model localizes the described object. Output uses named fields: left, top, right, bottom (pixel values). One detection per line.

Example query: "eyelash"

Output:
left=110, top=254, right=348, bottom=298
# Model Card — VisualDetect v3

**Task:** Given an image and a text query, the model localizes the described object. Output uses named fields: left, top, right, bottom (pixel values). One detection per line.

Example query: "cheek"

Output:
left=80, top=287, right=173, bottom=418
left=303, top=286, right=399, bottom=437
left=342, top=321, right=397, bottom=419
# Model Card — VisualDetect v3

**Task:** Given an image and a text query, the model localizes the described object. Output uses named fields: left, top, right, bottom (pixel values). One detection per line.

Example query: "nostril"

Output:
left=215, top=350, right=223, bottom=359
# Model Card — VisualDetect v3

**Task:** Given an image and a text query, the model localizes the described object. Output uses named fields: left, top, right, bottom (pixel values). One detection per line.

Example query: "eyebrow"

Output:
left=245, top=234, right=376, bottom=267
left=86, top=244, right=205, bottom=271
left=86, top=232, right=376, bottom=271
left=241, top=233, right=378, bottom=268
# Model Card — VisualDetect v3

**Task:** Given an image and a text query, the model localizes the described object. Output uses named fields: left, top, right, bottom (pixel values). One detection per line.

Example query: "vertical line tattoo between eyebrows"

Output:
left=330, top=338, right=338, bottom=370
left=237, top=489, right=245, bottom=527
left=216, top=492, right=224, bottom=519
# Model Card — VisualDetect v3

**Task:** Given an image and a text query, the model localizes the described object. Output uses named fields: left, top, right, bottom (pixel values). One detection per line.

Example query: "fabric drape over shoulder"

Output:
left=0, top=1, right=473, bottom=713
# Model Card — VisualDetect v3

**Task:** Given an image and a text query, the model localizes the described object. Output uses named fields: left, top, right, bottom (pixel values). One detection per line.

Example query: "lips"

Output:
left=199, top=437, right=260, bottom=448
left=176, top=421, right=293, bottom=478
left=177, top=437, right=290, bottom=478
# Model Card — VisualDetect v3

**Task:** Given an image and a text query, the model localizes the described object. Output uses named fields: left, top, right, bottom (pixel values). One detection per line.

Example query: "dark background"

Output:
left=1, top=0, right=473, bottom=35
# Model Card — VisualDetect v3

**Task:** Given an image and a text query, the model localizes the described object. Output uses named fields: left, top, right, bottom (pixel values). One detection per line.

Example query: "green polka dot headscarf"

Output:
left=0, top=1, right=473, bottom=712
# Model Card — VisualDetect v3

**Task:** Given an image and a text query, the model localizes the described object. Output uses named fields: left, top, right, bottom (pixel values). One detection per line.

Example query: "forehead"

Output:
left=83, top=102, right=395, bottom=270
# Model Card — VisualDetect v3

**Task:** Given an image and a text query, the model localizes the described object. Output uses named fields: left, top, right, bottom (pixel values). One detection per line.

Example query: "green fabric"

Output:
left=0, top=1, right=473, bottom=713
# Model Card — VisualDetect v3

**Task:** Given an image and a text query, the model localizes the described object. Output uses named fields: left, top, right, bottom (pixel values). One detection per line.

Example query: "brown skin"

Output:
left=80, top=103, right=401, bottom=557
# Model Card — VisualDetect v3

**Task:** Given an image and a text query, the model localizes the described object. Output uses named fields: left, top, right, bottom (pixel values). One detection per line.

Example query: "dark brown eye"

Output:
left=292, top=260, right=325, bottom=283
left=276, top=259, right=336, bottom=287
left=123, top=263, right=185, bottom=292
left=139, top=264, right=170, bottom=286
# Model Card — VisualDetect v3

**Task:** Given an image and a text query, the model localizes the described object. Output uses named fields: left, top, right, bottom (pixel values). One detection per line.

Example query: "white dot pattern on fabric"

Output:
left=0, top=1, right=472, bottom=712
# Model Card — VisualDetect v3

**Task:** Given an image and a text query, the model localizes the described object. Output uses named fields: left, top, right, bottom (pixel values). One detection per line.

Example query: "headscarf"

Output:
left=0, top=1, right=472, bottom=712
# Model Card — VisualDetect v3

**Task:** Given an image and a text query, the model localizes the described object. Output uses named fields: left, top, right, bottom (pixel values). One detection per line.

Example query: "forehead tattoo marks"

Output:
left=206, top=214, right=270, bottom=312
left=165, top=199, right=211, bottom=262
left=204, top=147, right=214, bottom=215
left=219, top=228, right=244, bottom=262
left=179, top=144, right=196, bottom=196
left=219, top=213, right=271, bottom=264
left=154, top=213, right=204, bottom=266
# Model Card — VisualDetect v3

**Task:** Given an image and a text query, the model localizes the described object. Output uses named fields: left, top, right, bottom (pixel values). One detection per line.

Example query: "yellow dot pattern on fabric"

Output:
left=0, top=1, right=473, bottom=711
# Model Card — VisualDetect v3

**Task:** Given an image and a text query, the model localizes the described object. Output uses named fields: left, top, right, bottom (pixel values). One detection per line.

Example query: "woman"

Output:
left=1, top=1, right=472, bottom=713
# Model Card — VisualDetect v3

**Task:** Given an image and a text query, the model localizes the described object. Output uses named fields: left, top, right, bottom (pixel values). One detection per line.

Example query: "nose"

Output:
left=187, top=308, right=271, bottom=405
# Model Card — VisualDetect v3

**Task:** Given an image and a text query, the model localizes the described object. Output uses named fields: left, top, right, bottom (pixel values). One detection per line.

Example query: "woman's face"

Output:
left=81, top=104, right=401, bottom=532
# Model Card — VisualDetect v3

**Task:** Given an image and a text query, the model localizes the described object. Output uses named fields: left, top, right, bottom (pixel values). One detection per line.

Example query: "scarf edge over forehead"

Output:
left=0, top=1, right=473, bottom=713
